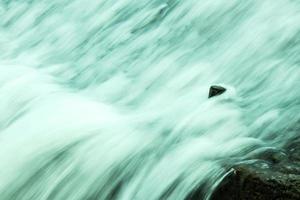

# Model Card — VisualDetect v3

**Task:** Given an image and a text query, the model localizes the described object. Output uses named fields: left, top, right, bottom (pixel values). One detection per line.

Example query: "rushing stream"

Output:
left=0, top=0, right=300, bottom=199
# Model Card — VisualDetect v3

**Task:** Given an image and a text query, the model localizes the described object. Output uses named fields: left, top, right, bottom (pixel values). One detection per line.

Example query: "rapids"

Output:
left=0, top=0, right=300, bottom=199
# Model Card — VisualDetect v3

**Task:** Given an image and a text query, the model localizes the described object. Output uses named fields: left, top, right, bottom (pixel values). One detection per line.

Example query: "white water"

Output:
left=0, top=0, right=300, bottom=199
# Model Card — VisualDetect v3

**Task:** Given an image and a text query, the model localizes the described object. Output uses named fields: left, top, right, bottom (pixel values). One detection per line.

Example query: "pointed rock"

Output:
left=208, top=85, right=226, bottom=98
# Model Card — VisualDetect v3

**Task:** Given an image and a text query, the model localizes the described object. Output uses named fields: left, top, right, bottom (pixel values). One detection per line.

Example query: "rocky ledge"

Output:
left=210, top=138, right=300, bottom=200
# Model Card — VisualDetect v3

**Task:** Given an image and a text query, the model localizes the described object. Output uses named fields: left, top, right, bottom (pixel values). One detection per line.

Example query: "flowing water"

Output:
left=0, top=0, right=300, bottom=199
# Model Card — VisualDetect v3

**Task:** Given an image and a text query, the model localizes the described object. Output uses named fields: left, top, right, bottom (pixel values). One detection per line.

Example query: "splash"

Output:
left=0, top=0, right=299, bottom=199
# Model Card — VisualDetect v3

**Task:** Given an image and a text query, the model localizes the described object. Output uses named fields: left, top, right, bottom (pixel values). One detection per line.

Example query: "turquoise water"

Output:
left=0, top=0, right=300, bottom=199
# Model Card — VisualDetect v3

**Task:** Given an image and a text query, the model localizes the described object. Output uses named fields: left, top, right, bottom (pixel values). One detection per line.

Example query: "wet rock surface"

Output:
left=210, top=139, right=300, bottom=200
left=208, top=86, right=226, bottom=98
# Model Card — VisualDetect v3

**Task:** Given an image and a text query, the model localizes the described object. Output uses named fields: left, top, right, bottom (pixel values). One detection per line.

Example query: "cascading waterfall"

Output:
left=0, top=0, right=300, bottom=199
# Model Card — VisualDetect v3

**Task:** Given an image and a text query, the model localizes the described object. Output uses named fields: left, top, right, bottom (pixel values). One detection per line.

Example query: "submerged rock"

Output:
left=210, top=140, right=300, bottom=200
left=210, top=164, right=300, bottom=200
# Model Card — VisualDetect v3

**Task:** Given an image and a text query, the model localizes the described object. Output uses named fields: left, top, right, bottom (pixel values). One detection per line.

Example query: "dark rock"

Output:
left=208, top=85, right=226, bottom=98
left=211, top=142, right=300, bottom=200
left=211, top=163, right=300, bottom=200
